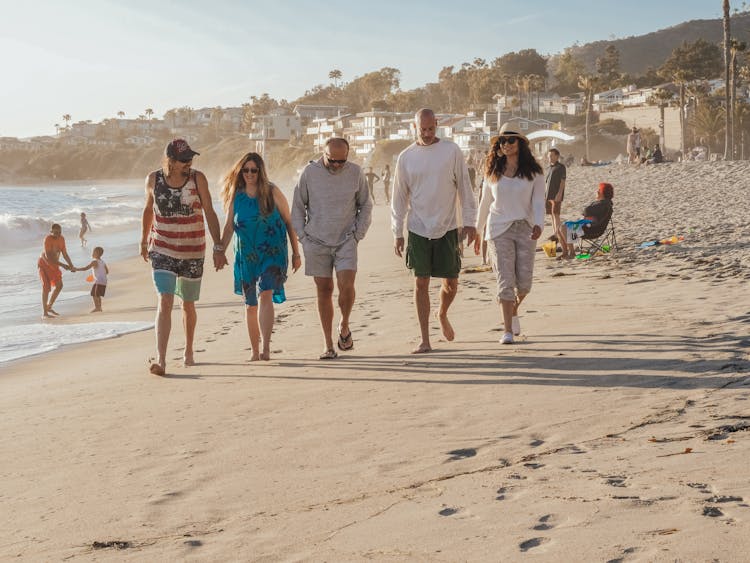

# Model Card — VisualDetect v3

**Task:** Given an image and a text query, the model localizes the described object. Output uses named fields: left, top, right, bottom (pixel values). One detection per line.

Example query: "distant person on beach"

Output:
left=391, top=108, right=477, bottom=354
left=648, top=144, right=664, bottom=164
left=38, top=223, right=76, bottom=318
left=474, top=123, right=545, bottom=344
left=217, top=152, right=301, bottom=362
left=364, top=167, right=380, bottom=203
left=140, top=139, right=223, bottom=376
left=560, top=182, right=614, bottom=258
left=79, top=212, right=91, bottom=247
left=78, top=246, right=108, bottom=312
left=545, top=148, right=566, bottom=255
left=626, top=127, right=641, bottom=163
left=381, top=164, right=392, bottom=204
left=292, top=137, right=373, bottom=360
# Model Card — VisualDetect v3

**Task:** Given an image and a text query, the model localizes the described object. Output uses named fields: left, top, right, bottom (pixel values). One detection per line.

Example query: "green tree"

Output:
left=493, top=49, right=547, bottom=78
left=552, top=49, right=586, bottom=95
left=690, top=102, right=724, bottom=154
left=659, top=38, right=722, bottom=155
left=117, top=111, right=125, bottom=119
left=145, top=108, right=154, bottom=120
left=596, top=44, right=622, bottom=89
left=62, top=114, right=71, bottom=130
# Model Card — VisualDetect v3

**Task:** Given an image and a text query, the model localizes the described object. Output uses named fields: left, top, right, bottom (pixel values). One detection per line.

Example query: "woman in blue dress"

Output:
left=218, top=153, right=301, bottom=361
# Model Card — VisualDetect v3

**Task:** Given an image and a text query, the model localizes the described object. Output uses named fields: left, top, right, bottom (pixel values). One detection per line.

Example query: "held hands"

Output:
left=213, top=251, right=228, bottom=271
left=530, top=225, right=542, bottom=240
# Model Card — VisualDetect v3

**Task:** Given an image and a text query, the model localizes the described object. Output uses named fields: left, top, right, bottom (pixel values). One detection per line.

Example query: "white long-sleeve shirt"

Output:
left=391, top=139, right=477, bottom=239
left=475, top=173, right=546, bottom=240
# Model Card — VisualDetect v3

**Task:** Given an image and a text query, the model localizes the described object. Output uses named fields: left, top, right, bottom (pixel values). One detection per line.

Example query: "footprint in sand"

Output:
left=446, top=448, right=477, bottom=462
left=438, top=507, right=459, bottom=516
left=605, top=476, right=627, bottom=488
left=496, top=486, right=508, bottom=501
left=524, top=462, right=545, bottom=470
left=703, top=506, right=723, bottom=517
left=519, top=537, right=549, bottom=552
left=529, top=438, right=545, bottom=447
left=532, top=514, right=556, bottom=531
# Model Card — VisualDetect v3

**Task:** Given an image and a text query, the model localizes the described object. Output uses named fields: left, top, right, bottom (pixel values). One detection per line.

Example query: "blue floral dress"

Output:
left=233, top=190, right=288, bottom=305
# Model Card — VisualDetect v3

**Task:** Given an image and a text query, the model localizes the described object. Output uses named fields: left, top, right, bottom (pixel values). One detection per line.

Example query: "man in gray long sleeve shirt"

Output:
left=291, top=137, right=373, bottom=359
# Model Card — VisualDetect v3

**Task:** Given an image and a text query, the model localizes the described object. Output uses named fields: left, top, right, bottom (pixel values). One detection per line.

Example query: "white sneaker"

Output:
left=512, top=315, right=521, bottom=336
left=500, top=332, right=514, bottom=345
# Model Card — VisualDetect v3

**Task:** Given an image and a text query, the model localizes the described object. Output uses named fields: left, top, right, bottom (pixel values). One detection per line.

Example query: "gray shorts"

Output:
left=302, top=236, right=358, bottom=277
left=488, top=220, right=536, bottom=301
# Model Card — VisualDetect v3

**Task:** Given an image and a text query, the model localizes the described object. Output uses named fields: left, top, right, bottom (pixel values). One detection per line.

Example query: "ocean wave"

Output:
left=0, top=321, right=154, bottom=364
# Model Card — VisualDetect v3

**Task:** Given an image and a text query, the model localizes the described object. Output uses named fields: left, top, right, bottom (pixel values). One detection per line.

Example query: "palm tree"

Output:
left=730, top=39, right=746, bottom=158
left=723, top=0, right=732, bottom=159
left=117, top=111, right=125, bottom=119
left=62, top=114, right=71, bottom=129
left=328, top=69, right=343, bottom=88
left=145, top=108, right=154, bottom=120
left=578, top=74, right=598, bottom=161
left=691, top=102, right=724, bottom=155
left=54, top=123, right=60, bottom=135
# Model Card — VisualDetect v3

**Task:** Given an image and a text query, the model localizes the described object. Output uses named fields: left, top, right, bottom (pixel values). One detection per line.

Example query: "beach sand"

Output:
left=2, top=161, right=749, bottom=561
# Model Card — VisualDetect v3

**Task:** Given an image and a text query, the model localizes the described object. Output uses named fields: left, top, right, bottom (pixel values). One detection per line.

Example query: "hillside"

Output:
left=562, top=12, right=750, bottom=74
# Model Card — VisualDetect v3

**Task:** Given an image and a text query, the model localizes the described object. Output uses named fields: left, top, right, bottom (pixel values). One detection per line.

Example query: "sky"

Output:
left=0, top=0, right=729, bottom=138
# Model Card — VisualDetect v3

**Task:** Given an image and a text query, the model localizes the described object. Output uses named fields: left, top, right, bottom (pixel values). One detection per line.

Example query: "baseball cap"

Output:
left=166, top=139, right=200, bottom=161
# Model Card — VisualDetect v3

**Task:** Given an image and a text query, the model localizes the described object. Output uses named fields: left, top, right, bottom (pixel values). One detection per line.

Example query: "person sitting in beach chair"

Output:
left=560, top=182, right=616, bottom=258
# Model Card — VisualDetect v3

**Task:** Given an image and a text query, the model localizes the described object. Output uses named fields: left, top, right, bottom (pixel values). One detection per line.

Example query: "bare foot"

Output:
left=48, top=308, right=60, bottom=316
left=182, top=354, right=195, bottom=367
left=411, top=343, right=432, bottom=354
left=90, top=308, right=102, bottom=313
left=41, top=313, right=52, bottom=320
left=260, top=352, right=270, bottom=361
left=250, top=353, right=260, bottom=361
left=149, top=362, right=166, bottom=376
left=437, top=313, right=455, bottom=341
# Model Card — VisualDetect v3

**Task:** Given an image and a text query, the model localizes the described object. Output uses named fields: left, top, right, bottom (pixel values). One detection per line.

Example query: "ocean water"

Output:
left=0, top=181, right=154, bottom=365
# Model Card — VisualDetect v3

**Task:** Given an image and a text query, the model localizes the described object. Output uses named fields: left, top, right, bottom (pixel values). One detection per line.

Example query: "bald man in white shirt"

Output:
left=391, top=108, right=477, bottom=354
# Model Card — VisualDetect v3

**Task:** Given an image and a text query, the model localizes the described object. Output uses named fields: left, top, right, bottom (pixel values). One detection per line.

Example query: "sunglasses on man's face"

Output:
left=242, top=167, right=259, bottom=174
left=498, top=137, right=518, bottom=145
left=325, top=154, right=347, bottom=164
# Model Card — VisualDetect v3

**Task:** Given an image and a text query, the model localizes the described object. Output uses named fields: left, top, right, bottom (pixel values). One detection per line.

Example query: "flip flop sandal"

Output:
left=319, top=349, right=338, bottom=360
left=337, top=330, right=354, bottom=351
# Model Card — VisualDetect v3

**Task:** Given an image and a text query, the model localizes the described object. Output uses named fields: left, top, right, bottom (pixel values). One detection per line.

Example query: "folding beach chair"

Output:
left=578, top=209, right=618, bottom=255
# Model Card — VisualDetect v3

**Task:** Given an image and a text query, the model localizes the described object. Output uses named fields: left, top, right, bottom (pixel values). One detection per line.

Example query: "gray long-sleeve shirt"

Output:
left=291, top=158, right=373, bottom=247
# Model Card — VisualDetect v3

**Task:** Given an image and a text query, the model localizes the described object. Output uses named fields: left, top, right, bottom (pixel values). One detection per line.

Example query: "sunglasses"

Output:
left=242, top=167, right=259, bottom=174
left=498, top=137, right=518, bottom=145
left=325, top=154, right=347, bottom=164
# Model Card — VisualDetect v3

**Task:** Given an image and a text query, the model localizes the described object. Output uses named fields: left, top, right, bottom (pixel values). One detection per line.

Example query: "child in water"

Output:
left=79, top=212, right=92, bottom=247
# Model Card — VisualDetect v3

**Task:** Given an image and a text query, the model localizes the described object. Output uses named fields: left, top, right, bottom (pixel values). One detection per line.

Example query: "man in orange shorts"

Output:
left=38, top=223, right=76, bottom=318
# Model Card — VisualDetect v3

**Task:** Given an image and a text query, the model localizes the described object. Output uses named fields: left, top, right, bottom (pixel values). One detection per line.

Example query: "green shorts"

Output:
left=406, top=229, right=461, bottom=278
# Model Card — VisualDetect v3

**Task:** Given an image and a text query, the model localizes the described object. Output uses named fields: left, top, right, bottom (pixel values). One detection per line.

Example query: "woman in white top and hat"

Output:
left=475, top=123, right=546, bottom=344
